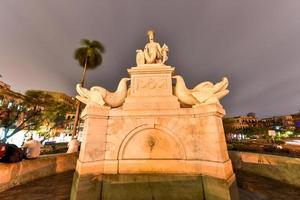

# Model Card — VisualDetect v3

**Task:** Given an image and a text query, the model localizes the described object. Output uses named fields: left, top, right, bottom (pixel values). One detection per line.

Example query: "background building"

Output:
left=292, top=111, right=300, bottom=134
left=228, top=115, right=258, bottom=130
left=260, top=115, right=295, bottom=132
left=224, top=112, right=297, bottom=141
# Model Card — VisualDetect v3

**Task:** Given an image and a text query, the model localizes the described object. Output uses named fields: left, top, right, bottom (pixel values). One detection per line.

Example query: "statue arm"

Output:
left=156, top=43, right=162, bottom=54
left=144, top=44, right=149, bottom=51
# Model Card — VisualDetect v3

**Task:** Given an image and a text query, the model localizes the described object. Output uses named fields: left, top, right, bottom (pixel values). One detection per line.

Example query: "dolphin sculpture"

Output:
left=173, top=75, right=229, bottom=107
left=76, top=78, right=130, bottom=108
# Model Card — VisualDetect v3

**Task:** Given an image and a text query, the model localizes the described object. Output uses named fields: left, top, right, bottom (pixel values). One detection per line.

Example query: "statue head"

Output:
left=147, top=30, right=155, bottom=41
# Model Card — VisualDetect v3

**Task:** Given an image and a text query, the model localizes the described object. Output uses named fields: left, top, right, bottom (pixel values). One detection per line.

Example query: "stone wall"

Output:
left=229, top=151, right=300, bottom=187
left=0, top=153, right=77, bottom=192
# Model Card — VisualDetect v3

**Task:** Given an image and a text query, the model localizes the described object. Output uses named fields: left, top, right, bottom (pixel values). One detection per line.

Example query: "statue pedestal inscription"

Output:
left=123, top=64, right=180, bottom=110
left=71, top=31, right=238, bottom=200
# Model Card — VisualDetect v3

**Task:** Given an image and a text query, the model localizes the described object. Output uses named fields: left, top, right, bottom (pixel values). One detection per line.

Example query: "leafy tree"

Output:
left=25, top=91, right=74, bottom=142
left=223, top=118, right=235, bottom=134
left=0, top=94, right=42, bottom=143
left=72, top=39, right=105, bottom=138
left=294, top=127, right=300, bottom=135
left=241, top=126, right=268, bottom=137
left=0, top=91, right=74, bottom=143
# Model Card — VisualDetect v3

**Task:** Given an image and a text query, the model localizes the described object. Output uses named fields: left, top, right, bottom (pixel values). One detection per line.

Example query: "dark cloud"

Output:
left=0, top=0, right=300, bottom=117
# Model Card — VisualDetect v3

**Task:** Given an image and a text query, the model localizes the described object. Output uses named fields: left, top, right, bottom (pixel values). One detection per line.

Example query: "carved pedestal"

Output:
left=70, top=106, right=109, bottom=200
left=71, top=64, right=239, bottom=200
left=123, top=64, right=180, bottom=110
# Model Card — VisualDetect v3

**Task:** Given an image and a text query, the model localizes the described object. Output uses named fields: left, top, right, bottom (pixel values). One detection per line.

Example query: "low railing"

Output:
left=1, top=151, right=300, bottom=193
left=0, top=153, right=77, bottom=192
left=229, top=150, right=300, bottom=188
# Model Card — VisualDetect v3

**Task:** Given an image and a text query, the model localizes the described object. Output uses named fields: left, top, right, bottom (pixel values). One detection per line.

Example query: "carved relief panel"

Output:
left=131, top=74, right=172, bottom=96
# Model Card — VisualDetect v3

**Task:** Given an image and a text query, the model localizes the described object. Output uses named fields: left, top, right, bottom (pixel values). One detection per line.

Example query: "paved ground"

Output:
left=0, top=170, right=299, bottom=200
left=236, top=170, right=300, bottom=200
left=0, top=171, right=73, bottom=200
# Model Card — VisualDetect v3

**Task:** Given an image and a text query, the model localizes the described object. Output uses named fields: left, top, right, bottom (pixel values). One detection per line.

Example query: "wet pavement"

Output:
left=0, top=170, right=299, bottom=200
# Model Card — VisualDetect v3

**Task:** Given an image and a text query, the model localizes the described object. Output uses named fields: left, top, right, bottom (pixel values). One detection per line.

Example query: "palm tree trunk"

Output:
left=71, top=57, right=88, bottom=139
left=80, top=58, right=88, bottom=85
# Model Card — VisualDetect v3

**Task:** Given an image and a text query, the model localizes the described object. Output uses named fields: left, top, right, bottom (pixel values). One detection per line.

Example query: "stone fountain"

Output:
left=70, top=30, right=239, bottom=200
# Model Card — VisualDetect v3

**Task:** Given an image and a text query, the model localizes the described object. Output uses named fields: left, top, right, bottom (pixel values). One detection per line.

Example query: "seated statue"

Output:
left=136, top=30, right=169, bottom=66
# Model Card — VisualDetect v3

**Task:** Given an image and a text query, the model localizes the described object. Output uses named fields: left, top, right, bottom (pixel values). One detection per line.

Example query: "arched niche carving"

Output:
left=118, top=124, right=186, bottom=160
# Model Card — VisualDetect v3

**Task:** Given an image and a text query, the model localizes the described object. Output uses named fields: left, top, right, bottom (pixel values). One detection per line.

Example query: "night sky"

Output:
left=0, top=0, right=300, bottom=117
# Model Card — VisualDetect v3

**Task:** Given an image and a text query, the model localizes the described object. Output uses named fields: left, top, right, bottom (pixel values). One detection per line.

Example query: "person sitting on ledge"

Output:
left=22, top=137, right=41, bottom=159
left=67, top=136, right=80, bottom=153
left=0, top=143, right=23, bottom=163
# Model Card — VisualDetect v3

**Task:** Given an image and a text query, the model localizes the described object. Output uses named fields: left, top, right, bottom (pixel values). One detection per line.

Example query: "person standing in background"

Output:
left=22, top=137, right=41, bottom=159
left=67, top=136, right=80, bottom=153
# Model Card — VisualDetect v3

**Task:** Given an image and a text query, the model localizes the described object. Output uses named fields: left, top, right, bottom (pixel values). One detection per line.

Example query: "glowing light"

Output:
left=286, top=140, right=300, bottom=146
left=285, top=131, right=293, bottom=135
left=7, top=102, right=13, bottom=109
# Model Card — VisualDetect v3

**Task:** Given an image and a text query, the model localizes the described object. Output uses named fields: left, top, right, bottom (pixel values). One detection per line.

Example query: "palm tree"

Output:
left=72, top=39, right=105, bottom=138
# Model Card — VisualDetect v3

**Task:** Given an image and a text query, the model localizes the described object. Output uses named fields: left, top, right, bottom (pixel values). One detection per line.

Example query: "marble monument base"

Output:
left=71, top=172, right=238, bottom=200
left=70, top=104, right=239, bottom=200
left=71, top=64, right=238, bottom=200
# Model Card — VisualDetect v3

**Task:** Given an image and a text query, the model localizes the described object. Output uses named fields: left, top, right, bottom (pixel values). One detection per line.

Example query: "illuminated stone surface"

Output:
left=71, top=67, right=237, bottom=199
left=135, top=30, right=169, bottom=66
left=71, top=32, right=236, bottom=200
left=173, top=75, right=229, bottom=107
left=76, top=78, right=130, bottom=108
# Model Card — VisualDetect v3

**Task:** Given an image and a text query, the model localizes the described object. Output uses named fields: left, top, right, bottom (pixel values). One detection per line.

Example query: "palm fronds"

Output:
left=74, top=39, right=105, bottom=69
